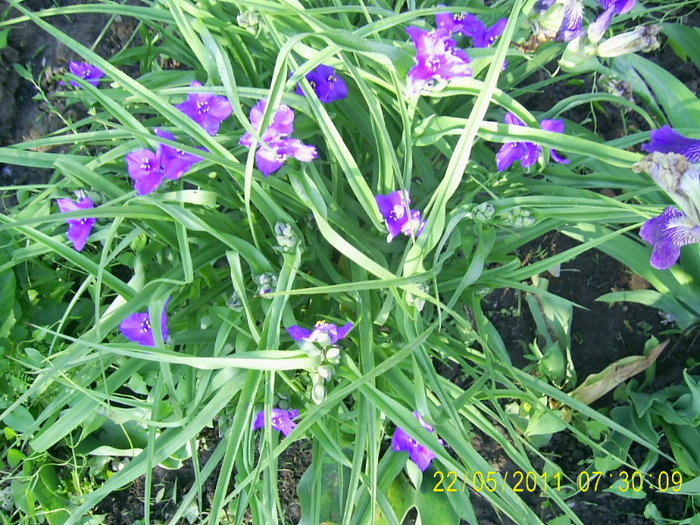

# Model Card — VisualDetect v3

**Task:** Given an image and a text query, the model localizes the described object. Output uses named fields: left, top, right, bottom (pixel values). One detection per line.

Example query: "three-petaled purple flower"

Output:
left=154, top=128, right=206, bottom=180
left=589, top=0, right=636, bottom=43
left=57, top=193, right=97, bottom=252
left=376, top=190, right=426, bottom=242
left=287, top=320, right=354, bottom=345
left=296, top=64, right=348, bottom=103
left=406, top=26, right=472, bottom=96
left=120, top=300, right=170, bottom=347
left=176, top=81, right=233, bottom=136
left=496, top=112, right=569, bottom=171
left=640, top=206, right=700, bottom=270
left=436, top=11, right=508, bottom=48
left=642, top=126, right=700, bottom=163
left=62, top=61, right=105, bottom=88
left=392, top=411, right=444, bottom=471
left=253, top=408, right=300, bottom=437
left=126, top=128, right=205, bottom=195
left=239, top=100, right=317, bottom=176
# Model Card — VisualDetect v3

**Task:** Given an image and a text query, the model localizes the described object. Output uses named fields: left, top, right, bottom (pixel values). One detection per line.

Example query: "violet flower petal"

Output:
left=640, top=206, right=700, bottom=270
left=66, top=61, right=105, bottom=88
left=126, top=149, right=164, bottom=195
left=642, top=126, right=700, bottom=163
left=253, top=408, right=299, bottom=437
left=176, top=81, right=233, bottom=136
left=57, top=196, right=96, bottom=251
left=288, top=325, right=313, bottom=341
left=392, top=411, right=442, bottom=471
left=296, top=64, right=348, bottom=103
left=119, top=303, right=169, bottom=347
left=472, top=18, right=508, bottom=48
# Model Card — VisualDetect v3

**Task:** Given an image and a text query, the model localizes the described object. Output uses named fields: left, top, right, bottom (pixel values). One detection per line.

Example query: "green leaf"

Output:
left=0, top=270, right=16, bottom=339
left=622, top=54, right=700, bottom=128
left=663, top=24, right=700, bottom=71
left=605, top=478, right=646, bottom=499
left=374, top=475, right=414, bottom=525
left=3, top=405, right=34, bottom=433
left=415, top=470, right=461, bottom=525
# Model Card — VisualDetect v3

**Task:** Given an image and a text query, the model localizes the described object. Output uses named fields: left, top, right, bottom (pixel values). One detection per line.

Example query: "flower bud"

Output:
left=274, top=222, right=298, bottom=253
left=312, top=383, right=326, bottom=405
left=255, top=272, right=278, bottom=298
left=226, top=291, right=244, bottom=312
left=317, top=365, right=333, bottom=381
left=472, top=202, right=495, bottom=223
left=325, top=346, right=341, bottom=364
left=237, top=12, right=260, bottom=35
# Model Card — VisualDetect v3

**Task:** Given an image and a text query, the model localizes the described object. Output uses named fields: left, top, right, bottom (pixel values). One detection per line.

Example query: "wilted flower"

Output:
left=405, top=26, right=472, bottom=95
left=596, top=25, right=661, bottom=57
left=496, top=112, right=569, bottom=171
left=296, top=64, right=348, bottom=103
left=62, top=61, right=105, bottom=88
left=588, top=0, right=636, bottom=43
left=176, top=81, right=233, bottom=136
left=253, top=408, right=299, bottom=436
left=436, top=10, right=508, bottom=48
left=288, top=320, right=354, bottom=345
left=375, top=190, right=426, bottom=242
left=239, top=100, right=317, bottom=176
left=57, top=193, right=96, bottom=251
left=642, top=127, right=700, bottom=163
left=640, top=206, right=700, bottom=270
left=392, top=411, right=444, bottom=471
left=120, top=300, right=170, bottom=347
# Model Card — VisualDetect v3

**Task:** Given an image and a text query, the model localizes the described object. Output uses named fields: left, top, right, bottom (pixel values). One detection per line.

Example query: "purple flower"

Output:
left=126, top=130, right=205, bottom=194
left=126, top=149, right=164, bottom=196
left=287, top=320, right=354, bottom=345
left=640, top=206, right=700, bottom=270
left=496, top=112, right=569, bottom=171
left=255, top=138, right=318, bottom=176
left=176, top=81, right=233, bottom=136
left=154, top=128, right=205, bottom=180
left=376, top=190, right=426, bottom=242
left=589, top=0, right=636, bottom=43
left=56, top=193, right=96, bottom=251
left=239, top=100, right=317, bottom=176
left=406, top=26, right=472, bottom=95
left=436, top=10, right=507, bottom=48
left=120, top=300, right=170, bottom=347
left=62, top=61, right=105, bottom=88
left=253, top=408, right=300, bottom=437
left=296, top=64, right=348, bottom=103
left=392, top=411, right=444, bottom=471
left=240, top=100, right=295, bottom=146
left=642, top=127, right=700, bottom=163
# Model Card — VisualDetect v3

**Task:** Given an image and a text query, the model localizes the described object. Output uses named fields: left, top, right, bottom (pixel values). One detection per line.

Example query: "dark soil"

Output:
left=1, top=2, right=698, bottom=524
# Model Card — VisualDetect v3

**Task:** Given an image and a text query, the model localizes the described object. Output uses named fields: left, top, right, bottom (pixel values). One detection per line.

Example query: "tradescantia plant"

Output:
left=2, top=0, right=700, bottom=523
